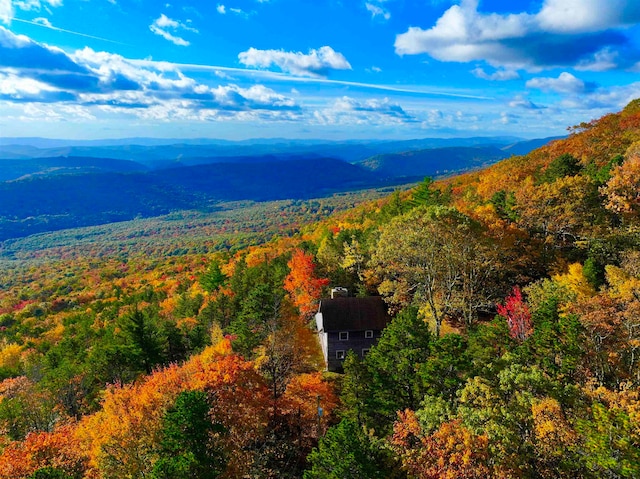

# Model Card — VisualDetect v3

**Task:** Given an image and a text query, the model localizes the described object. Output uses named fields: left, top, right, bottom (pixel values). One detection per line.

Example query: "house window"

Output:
left=362, top=348, right=370, bottom=357
left=365, top=330, right=374, bottom=339
left=339, top=331, right=349, bottom=341
left=336, top=350, right=346, bottom=360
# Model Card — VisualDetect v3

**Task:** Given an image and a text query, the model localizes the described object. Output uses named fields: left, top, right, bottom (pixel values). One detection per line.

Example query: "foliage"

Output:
left=304, top=419, right=402, bottom=479
left=370, top=206, right=498, bottom=336
left=601, top=153, right=640, bottom=220
left=537, top=153, right=582, bottom=184
left=151, top=390, right=226, bottom=479
left=0, top=424, right=89, bottom=479
left=284, top=249, right=329, bottom=320
left=496, top=286, right=533, bottom=342
left=392, top=412, right=491, bottom=479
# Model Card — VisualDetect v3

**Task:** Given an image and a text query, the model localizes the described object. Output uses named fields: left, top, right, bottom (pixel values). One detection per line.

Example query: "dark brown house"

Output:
left=315, top=295, right=391, bottom=372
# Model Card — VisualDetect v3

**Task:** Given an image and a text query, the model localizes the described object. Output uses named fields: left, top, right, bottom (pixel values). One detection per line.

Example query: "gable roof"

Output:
left=318, top=296, right=390, bottom=331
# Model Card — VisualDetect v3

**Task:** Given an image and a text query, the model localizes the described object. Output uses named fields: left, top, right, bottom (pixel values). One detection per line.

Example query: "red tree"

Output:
left=497, top=286, right=533, bottom=341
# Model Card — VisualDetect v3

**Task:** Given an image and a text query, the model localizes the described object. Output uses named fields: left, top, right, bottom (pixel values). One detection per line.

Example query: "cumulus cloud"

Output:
left=575, top=48, right=619, bottom=71
left=526, top=72, right=596, bottom=94
left=508, top=95, right=544, bottom=109
left=536, top=0, right=640, bottom=33
left=216, top=4, right=226, bottom=14
left=0, top=27, right=90, bottom=74
left=149, top=13, right=197, bottom=46
left=558, top=82, right=640, bottom=110
left=314, top=96, right=415, bottom=126
left=32, top=17, right=52, bottom=27
left=0, top=27, right=300, bottom=123
left=472, top=67, right=519, bottom=81
left=0, top=71, right=70, bottom=103
left=238, top=46, right=351, bottom=77
left=13, top=0, right=62, bottom=12
left=0, top=0, right=13, bottom=24
left=394, top=0, right=640, bottom=71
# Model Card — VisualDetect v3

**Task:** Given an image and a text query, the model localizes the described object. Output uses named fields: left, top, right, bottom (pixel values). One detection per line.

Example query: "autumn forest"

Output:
left=2, top=99, right=640, bottom=478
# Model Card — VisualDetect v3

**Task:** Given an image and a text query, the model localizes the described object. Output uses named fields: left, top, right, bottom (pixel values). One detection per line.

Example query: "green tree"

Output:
left=304, top=419, right=403, bottom=479
left=199, top=261, right=227, bottom=293
left=490, top=190, right=518, bottom=221
left=538, top=153, right=582, bottom=184
left=341, top=351, right=374, bottom=427
left=151, top=390, right=226, bottom=479
left=583, top=257, right=606, bottom=290
left=409, top=177, right=450, bottom=208
left=120, top=308, right=163, bottom=374
left=362, top=307, right=432, bottom=432
left=30, top=468, right=73, bottom=479
left=419, top=334, right=470, bottom=404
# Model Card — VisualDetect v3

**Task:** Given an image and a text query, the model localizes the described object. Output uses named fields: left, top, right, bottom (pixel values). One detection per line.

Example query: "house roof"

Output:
left=318, top=296, right=390, bottom=331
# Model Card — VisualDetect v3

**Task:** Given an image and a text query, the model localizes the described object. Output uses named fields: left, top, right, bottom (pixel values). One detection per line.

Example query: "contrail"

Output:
left=11, top=17, right=128, bottom=45
left=133, top=60, right=495, bottom=100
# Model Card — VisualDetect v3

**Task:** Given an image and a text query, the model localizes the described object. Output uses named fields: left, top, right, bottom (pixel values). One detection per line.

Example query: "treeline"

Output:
left=0, top=100, right=640, bottom=477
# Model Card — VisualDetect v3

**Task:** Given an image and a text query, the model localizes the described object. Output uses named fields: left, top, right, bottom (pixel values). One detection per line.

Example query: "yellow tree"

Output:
left=531, top=398, right=577, bottom=477
left=601, top=153, right=640, bottom=220
left=391, top=410, right=491, bottom=479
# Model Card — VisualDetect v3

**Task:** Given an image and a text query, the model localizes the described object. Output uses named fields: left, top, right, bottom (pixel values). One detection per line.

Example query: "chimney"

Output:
left=331, top=287, right=348, bottom=299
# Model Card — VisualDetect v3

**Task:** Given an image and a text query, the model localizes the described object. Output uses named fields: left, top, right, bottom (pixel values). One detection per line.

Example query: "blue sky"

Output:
left=1, top=0, right=640, bottom=140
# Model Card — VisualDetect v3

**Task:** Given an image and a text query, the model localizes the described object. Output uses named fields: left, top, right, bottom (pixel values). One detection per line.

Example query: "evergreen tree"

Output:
left=152, top=390, right=226, bottom=479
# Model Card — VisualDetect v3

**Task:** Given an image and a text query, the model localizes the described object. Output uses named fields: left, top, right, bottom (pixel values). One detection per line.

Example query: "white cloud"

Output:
left=365, top=2, right=390, bottom=21
left=536, top=0, right=640, bottom=33
left=32, top=16, right=52, bottom=27
left=314, top=96, right=415, bottom=126
left=149, top=26, right=189, bottom=46
left=472, top=67, right=519, bottom=81
left=0, top=26, right=303, bottom=124
left=575, top=48, right=619, bottom=72
left=238, top=46, right=351, bottom=77
left=14, top=0, right=39, bottom=10
left=0, top=0, right=13, bottom=24
left=395, top=0, right=534, bottom=63
left=508, top=95, right=543, bottom=109
left=498, top=111, right=517, bottom=125
left=0, top=71, right=54, bottom=96
left=216, top=4, right=250, bottom=17
left=526, top=72, right=588, bottom=94
left=394, top=0, right=640, bottom=71
left=558, top=82, right=640, bottom=110
left=13, top=0, right=62, bottom=12
left=11, top=102, right=94, bottom=122
left=149, top=13, right=197, bottom=47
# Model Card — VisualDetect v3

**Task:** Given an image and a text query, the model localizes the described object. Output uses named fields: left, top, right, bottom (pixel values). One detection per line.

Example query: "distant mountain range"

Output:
left=0, top=135, right=564, bottom=240
left=358, top=146, right=509, bottom=178
left=0, top=135, right=563, bottom=165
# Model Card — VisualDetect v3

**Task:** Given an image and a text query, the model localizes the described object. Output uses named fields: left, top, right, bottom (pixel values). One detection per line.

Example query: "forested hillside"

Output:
left=0, top=135, right=555, bottom=241
left=1, top=100, right=640, bottom=478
